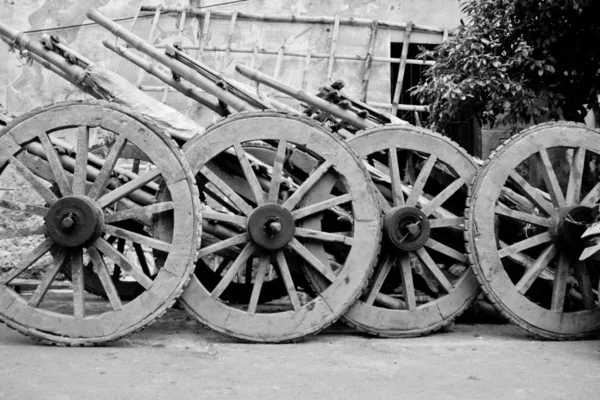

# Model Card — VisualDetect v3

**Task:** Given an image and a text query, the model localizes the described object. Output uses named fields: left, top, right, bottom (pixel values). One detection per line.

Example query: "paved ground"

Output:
left=0, top=307, right=599, bottom=400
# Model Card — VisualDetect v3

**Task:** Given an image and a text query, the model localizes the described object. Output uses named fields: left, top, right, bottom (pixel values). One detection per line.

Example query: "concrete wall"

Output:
left=0, top=0, right=460, bottom=120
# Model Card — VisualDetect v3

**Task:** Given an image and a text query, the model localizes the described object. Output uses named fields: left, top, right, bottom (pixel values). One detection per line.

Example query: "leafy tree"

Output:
left=412, top=0, right=600, bottom=131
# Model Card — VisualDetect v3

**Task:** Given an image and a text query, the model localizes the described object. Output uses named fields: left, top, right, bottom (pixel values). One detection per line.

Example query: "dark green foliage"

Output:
left=412, top=0, right=600, bottom=130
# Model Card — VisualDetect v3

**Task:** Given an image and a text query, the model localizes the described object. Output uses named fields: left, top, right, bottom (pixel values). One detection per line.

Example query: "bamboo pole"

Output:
left=135, top=5, right=162, bottom=88
left=140, top=6, right=446, bottom=34
left=326, top=16, right=340, bottom=81
left=361, top=20, right=378, bottom=102
left=87, top=9, right=256, bottom=113
left=391, top=21, right=413, bottom=115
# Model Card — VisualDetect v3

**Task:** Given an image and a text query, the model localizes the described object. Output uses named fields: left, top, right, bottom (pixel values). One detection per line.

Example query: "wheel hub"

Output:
left=384, top=207, right=430, bottom=252
left=247, top=203, right=295, bottom=250
left=45, top=195, right=104, bottom=247
left=550, top=205, right=594, bottom=256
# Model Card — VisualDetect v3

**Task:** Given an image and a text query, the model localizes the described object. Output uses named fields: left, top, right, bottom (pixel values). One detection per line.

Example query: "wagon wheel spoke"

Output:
left=70, top=248, right=86, bottom=318
left=294, top=228, right=353, bottom=246
left=428, top=217, right=465, bottom=229
left=0, top=225, right=46, bottom=240
left=387, top=147, right=405, bottom=207
left=233, top=143, right=265, bottom=206
left=197, top=233, right=249, bottom=258
left=421, top=177, right=464, bottom=216
left=573, top=261, right=595, bottom=310
left=210, top=242, right=256, bottom=299
left=105, top=202, right=174, bottom=224
left=424, top=238, right=468, bottom=263
left=72, top=126, right=90, bottom=196
left=364, top=254, right=394, bottom=306
left=415, top=248, right=454, bottom=294
left=132, top=243, right=152, bottom=277
left=0, top=238, right=54, bottom=285
left=537, top=148, right=566, bottom=207
left=93, top=238, right=153, bottom=289
left=247, top=255, right=270, bottom=315
left=97, top=168, right=161, bottom=209
left=88, top=136, right=126, bottom=200
left=112, top=238, right=126, bottom=280
left=103, top=225, right=171, bottom=252
left=9, top=156, right=59, bottom=205
left=268, top=140, right=287, bottom=203
left=275, top=251, right=301, bottom=311
left=498, top=232, right=553, bottom=259
left=515, top=244, right=557, bottom=294
left=550, top=253, right=570, bottom=312
left=288, top=237, right=336, bottom=282
left=38, top=132, right=72, bottom=197
left=508, top=171, right=554, bottom=216
left=406, top=154, right=437, bottom=208
left=580, top=182, right=600, bottom=207
left=565, top=147, right=586, bottom=205
left=0, top=200, right=48, bottom=217
left=494, top=204, right=551, bottom=227
left=291, top=194, right=352, bottom=220
left=399, top=253, right=417, bottom=310
left=88, top=246, right=123, bottom=311
left=202, top=210, right=247, bottom=227
left=200, top=165, right=254, bottom=215
left=28, top=248, right=68, bottom=308
left=283, top=160, right=332, bottom=211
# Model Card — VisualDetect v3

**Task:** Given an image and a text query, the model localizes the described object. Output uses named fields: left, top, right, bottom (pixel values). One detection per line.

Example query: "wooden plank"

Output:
left=391, top=21, right=413, bottom=115
left=202, top=211, right=247, bottom=226
left=326, top=15, right=340, bottom=81
left=288, top=237, right=337, bottom=282
left=301, top=49, right=312, bottom=91
left=361, top=20, right=378, bottom=102
left=224, top=11, right=239, bottom=70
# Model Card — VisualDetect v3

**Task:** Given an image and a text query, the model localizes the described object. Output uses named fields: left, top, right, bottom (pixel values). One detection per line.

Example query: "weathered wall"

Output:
left=0, top=0, right=460, bottom=119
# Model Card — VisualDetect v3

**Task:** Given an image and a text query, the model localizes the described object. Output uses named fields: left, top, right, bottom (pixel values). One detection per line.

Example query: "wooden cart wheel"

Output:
left=177, top=111, right=381, bottom=342
left=466, top=122, right=600, bottom=340
left=0, top=100, right=199, bottom=345
left=319, top=125, right=479, bottom=336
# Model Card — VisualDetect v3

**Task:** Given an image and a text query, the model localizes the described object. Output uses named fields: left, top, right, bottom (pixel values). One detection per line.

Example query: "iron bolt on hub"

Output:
left=45, top=195, right=104, bottom=248
left=247, top=203, right=295, bottom=250
left=384, top=207, right=430, bottom=252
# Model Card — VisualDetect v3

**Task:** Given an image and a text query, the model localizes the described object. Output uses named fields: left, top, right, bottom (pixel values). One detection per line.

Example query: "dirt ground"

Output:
left=0, top=305, right=599, bottom=400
